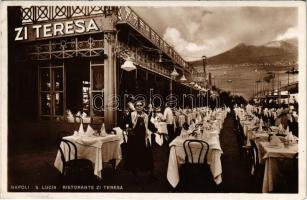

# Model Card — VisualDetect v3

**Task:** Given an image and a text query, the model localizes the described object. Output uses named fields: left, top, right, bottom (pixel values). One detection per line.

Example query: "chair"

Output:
left=236, top=124, right=251, bottom=160
left=58, top=139, right=95, bottom=183
left=250, top=140, right=259, bottom=174
left=183, top=139, right=209, bottom=164
left=180, top=139, right=214, bottom=191
left=120, top=129, right=129, bottom=170
left=249, top=140, right=264, bottom=192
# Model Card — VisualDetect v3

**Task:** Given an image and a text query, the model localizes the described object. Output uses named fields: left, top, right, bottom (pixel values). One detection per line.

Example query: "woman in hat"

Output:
left=127, top=100, right=153, bottom=178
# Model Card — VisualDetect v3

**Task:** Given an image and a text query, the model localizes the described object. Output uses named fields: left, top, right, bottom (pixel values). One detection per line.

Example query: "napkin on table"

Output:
left=259, top=125, right=263, bottom=132
left=73, top=130, right=79, bottom=136
left=85, top=124, right=96, bottom=136
left=100, top=123, right=107, bottom=137
left=270, top=133, right=281, bottom=146
left=78, top=122, right=85, bottom=135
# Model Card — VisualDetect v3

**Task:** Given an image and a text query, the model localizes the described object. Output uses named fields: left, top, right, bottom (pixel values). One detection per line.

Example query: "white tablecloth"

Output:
left=167, top=135, right=223, bottom=188
left=258, top=141, right=298, bottom=193
left=54, top=134, right=122, bottom=178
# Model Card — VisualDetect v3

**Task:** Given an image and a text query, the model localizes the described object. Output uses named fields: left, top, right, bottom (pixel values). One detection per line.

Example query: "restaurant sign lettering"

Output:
left=15, top=18, right=103, bottom=41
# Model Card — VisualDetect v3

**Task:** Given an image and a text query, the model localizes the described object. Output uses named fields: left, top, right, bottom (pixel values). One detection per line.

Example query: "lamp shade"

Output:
left=180, top=74, right=187, bottom=81
left=170, top=67, right=179, bottom=77
left=159, top=53, right=163, bottom=62
left=121, top=57, right=136, bottom=71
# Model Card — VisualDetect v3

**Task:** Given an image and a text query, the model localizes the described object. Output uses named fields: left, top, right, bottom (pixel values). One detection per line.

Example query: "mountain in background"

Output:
left=190, top=38, right=298, bottom=66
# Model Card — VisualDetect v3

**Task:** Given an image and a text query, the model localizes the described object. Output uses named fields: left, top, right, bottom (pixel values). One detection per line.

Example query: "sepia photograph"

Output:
left=1, top=1, right=306, bottom=199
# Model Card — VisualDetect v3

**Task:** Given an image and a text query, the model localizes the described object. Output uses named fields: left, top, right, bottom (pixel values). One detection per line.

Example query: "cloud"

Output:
left=187, top=22, right=200, bottom=36
left=275, top=27, right=298, bottom=41
left=133, top=6, right=297, bottom=61
left=163, top=27, right=226, bottom=61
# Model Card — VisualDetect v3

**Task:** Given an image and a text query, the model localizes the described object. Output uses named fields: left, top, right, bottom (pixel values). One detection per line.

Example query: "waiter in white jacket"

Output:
left=162, top=103, right=175, bottom=142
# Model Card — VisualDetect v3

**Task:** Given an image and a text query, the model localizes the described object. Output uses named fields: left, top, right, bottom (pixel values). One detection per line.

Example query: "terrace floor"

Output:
left=7, top=114, right=259, bottom=193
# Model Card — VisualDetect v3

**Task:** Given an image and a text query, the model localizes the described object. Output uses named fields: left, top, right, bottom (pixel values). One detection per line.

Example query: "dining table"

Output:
left=54, top=134, right=122, bottom=179
left=258, top=140, right=298, bottom=193
left=166, top=129, right=223, bottom=188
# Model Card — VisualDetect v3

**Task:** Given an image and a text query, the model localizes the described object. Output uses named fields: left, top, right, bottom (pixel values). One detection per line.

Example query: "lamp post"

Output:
left=149, top=88, right=154, bottom=105
left=202, top=55, right=208, bottom=109
left=227, top=79, right=233, bottom=94
left=202, top=55, right=207, bottom=88
left=256, top=80, right=260, bottom=98
left=277, top=70, right=280, bottom=105
left=287, top=64, right=290, bottom=108
left=170, top=65, right=179, bottom=95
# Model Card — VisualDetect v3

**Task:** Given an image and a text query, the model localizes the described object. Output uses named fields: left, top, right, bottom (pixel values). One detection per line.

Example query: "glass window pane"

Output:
left=82, top=81, right=90, bottom=116
left=92, top=92, right=104, bottom=117
left=40, top=68, right=50, bottom=91
left=92, top=66, right=104, bottom=90
left=41, top=93, right=51, bottom=115
left=53, top=68, right=63, bottom=91
left=55, top=92, right=64, bottom=115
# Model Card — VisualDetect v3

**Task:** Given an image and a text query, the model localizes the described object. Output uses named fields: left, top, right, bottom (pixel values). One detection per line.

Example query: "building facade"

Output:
left=9, top=6, right=208, bottom=142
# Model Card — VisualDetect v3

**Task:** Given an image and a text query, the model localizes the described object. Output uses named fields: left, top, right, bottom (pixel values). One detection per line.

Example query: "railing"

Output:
left=21, top=6, right=115, bottom=24
left=20, top=6, right=191, bottom=72
left=26, top=36, right=104, bottom=60
left=117, top=6, right=190, bottom=71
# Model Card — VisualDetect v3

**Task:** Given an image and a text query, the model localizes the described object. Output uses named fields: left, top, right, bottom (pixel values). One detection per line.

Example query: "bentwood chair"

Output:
left=181, top=139, right=214, bottom=191
left=249, top=140, right=265, bottom=192
left=58, top=139, right=95, bottom=184
left=236, top=124, right=251, bottom=160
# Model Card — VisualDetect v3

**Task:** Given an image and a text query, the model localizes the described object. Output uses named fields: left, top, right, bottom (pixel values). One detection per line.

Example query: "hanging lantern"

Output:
left=121, top=57, right=136, bottom=71
left=159, top=51, right=163, bottom=62
left=170, top=67, right=179, bottom=77
left=180, top=74, right=187, bottom=81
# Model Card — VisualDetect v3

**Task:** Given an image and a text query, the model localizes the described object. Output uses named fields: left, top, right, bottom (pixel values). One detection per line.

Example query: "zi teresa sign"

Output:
left=15, top=19, right=100, bottom=41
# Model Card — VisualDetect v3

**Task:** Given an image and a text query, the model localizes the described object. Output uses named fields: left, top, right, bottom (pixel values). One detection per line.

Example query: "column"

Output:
left=104, top=31, right=117, bottom=130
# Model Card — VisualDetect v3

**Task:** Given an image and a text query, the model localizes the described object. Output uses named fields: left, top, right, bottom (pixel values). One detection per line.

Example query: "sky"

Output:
left=133, top=6, right=298, bottom=61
